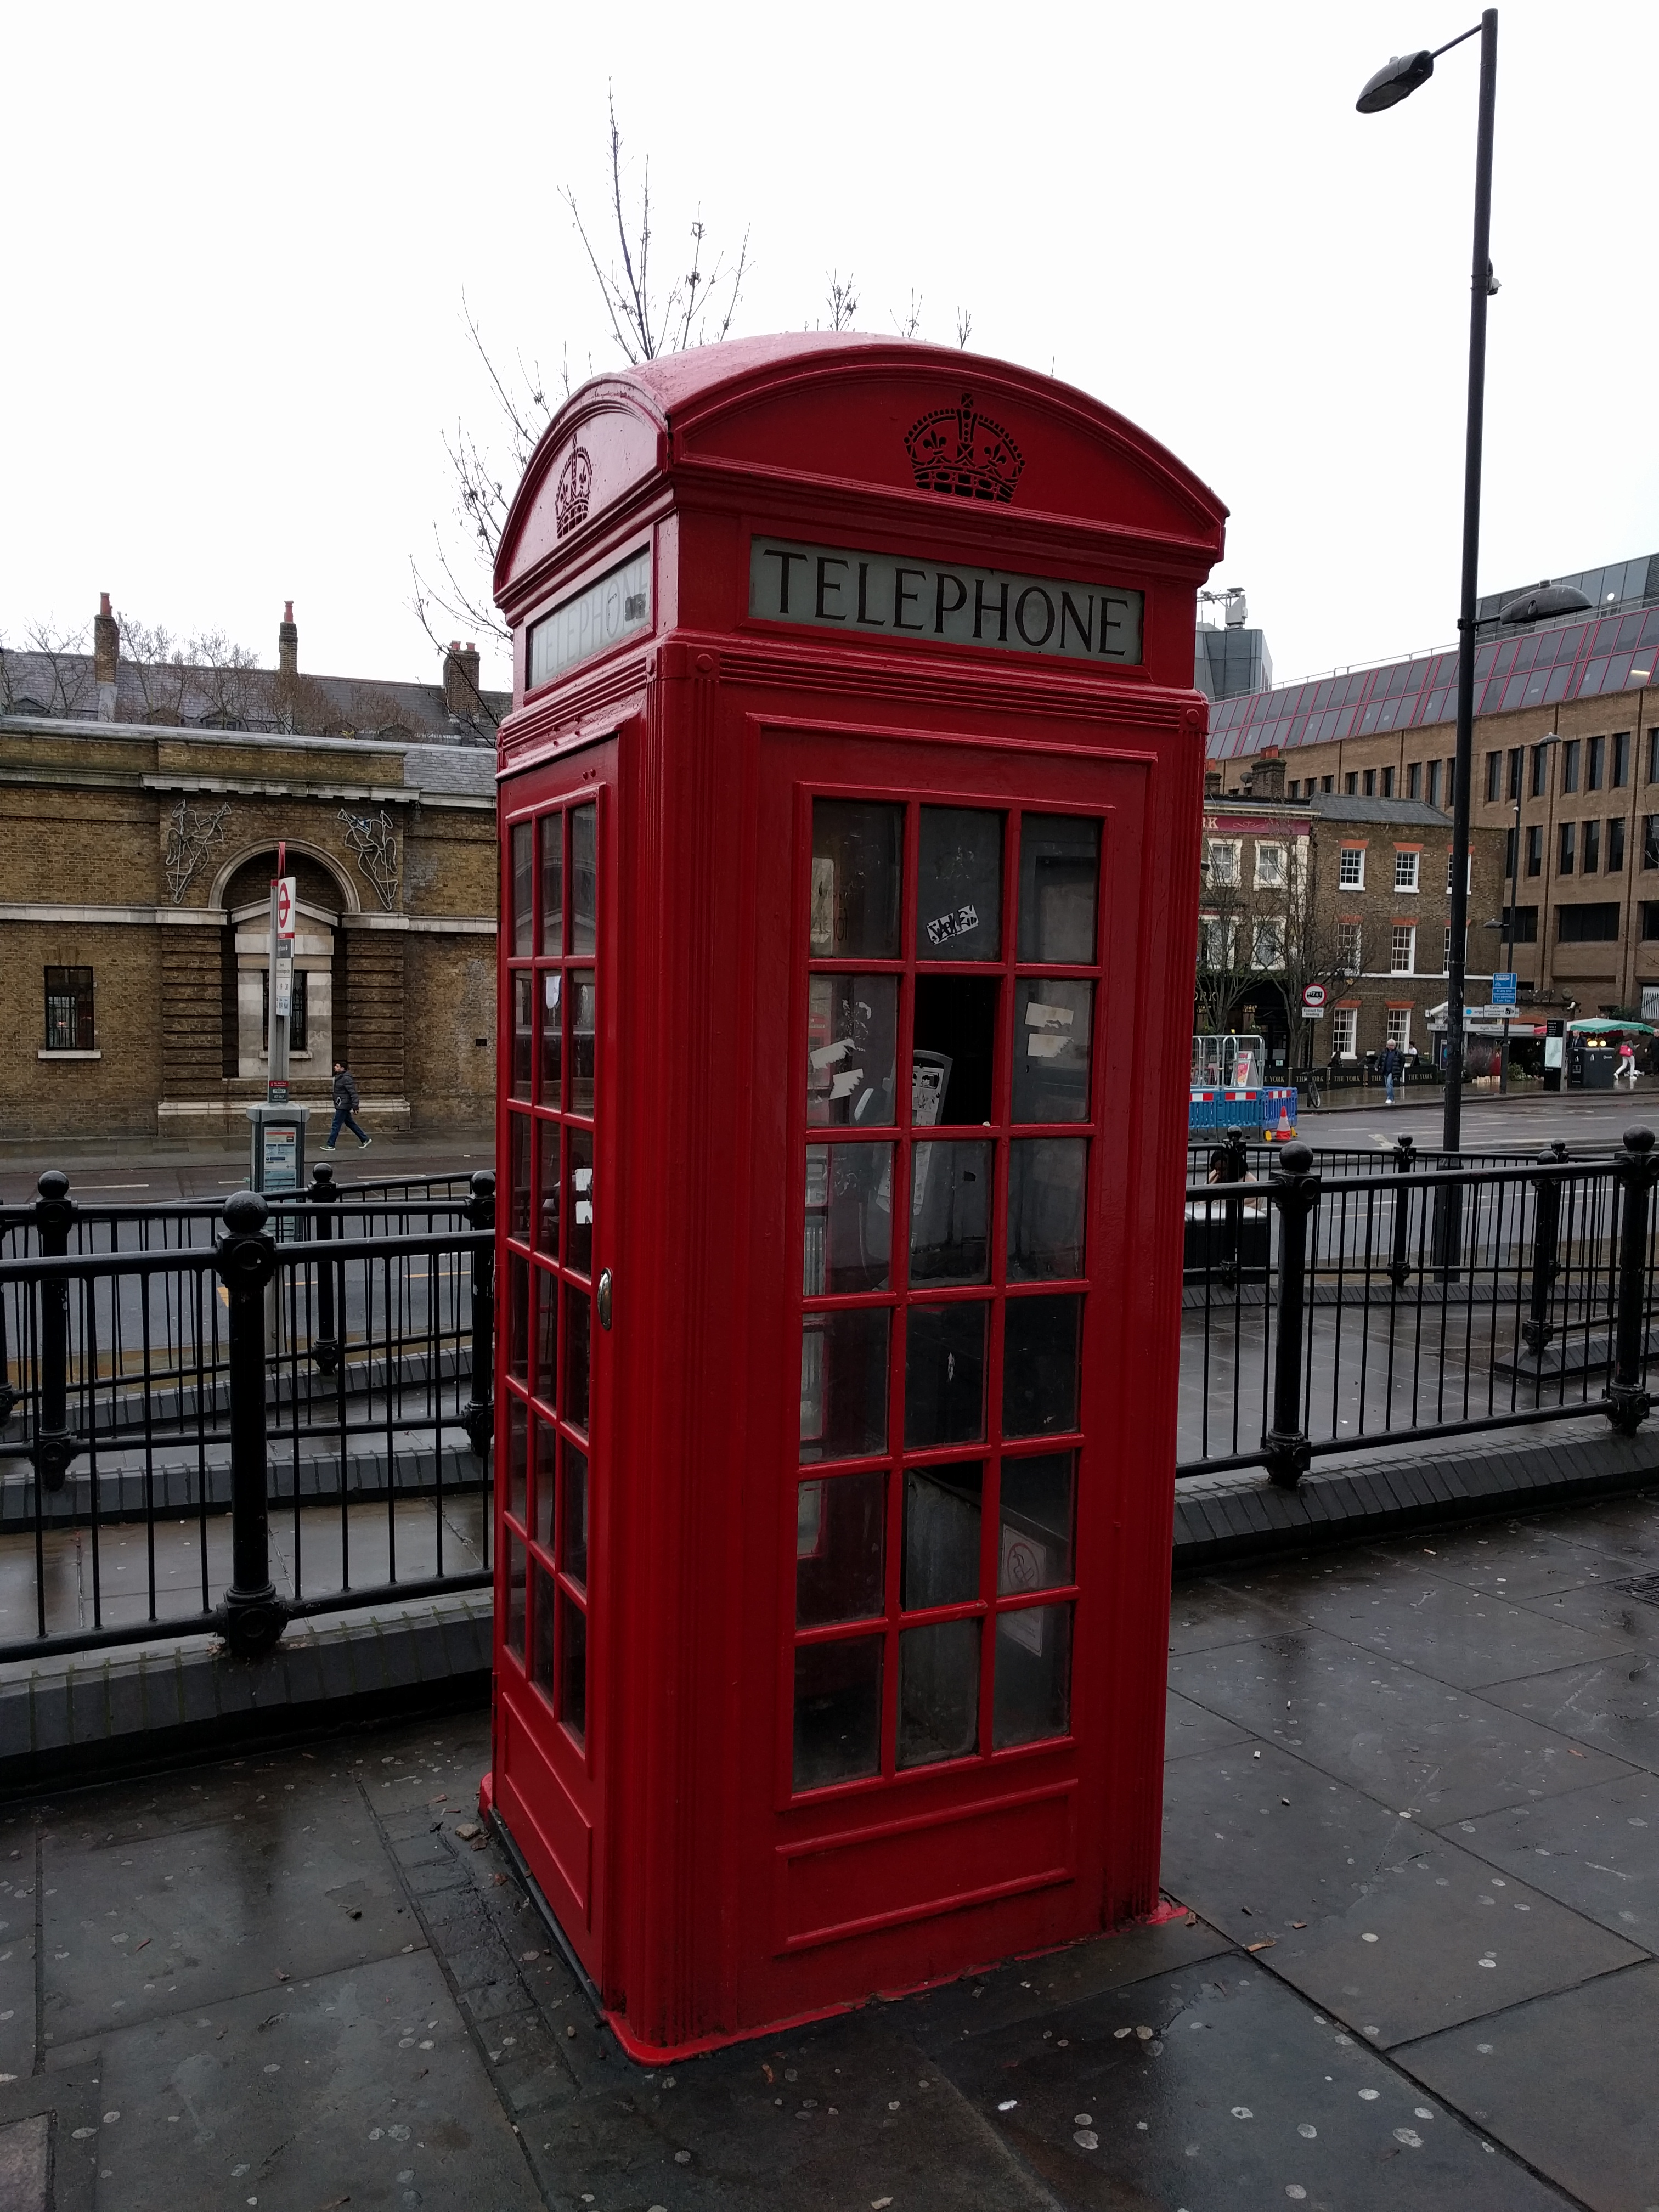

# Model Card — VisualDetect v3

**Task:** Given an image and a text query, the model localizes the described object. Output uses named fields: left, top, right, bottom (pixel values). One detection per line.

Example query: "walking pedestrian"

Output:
left=1379, top=1041, right=1403, bottom=1106
left=325, top=1059, right=372, bottom=1149
left=1616, top=1037, right=1639, bottom=1088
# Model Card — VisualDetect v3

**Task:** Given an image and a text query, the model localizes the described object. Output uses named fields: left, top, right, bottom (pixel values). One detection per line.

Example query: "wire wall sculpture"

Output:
left=163, top=799, right=232, bottom=905
left=339, top=808, right=400, bottom=911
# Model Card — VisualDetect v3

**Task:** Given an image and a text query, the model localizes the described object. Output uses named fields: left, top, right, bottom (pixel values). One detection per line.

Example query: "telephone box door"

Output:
left=739, top=726, right=1158, bottom=2015
left=495, top=742, right=614, bottom=1984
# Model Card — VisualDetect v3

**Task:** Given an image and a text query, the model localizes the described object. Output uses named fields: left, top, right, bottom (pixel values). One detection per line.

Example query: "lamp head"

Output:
left=1356, top=49, right=1435, bottom=112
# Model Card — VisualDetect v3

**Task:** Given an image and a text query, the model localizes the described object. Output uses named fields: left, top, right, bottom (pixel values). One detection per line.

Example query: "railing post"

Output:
left=309, top=1159, right=341, bottom=1375
left=32, top=1170, right=79, bottom=1493
left=462, top=1169, right=496, bottom=1459
left=1387, top=1133, right=1415, bottom=1288
left=1605, top=1126, right=1658, bottom=1436
left=1522, top=1146, right=1564, bottom=1358
left=215, top=1189, right=287, bottom=1657
left=1263, top=1140, right=1319, bottom=1489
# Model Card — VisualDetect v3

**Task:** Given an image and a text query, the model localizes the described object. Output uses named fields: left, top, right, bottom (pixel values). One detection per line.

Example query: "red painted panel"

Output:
left=500, top=1694, right=592, bottom=1924
left=778, top=1785, right=1075, bottom=1953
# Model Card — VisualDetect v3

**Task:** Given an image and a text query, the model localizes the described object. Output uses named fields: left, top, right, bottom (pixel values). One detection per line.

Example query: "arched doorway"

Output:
left=216, top=849, right=350, bottom=1084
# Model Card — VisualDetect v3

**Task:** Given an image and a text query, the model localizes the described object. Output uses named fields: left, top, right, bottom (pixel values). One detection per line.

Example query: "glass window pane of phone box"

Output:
left=1018, top=816, right=1100, bottom=963
left=810, top=800, right=902, bottom=959
left=916, top=808, right=1002, bottom=961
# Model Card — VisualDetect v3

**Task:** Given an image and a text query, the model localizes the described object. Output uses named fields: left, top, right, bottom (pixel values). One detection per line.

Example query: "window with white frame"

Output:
left=1446, top=849, right=1470, bottom=893
left=1332, top=1006, right=1358, bottom=1058
left=1198, top=915, right=1235, bottom=968
left=1338, top=845, right=1365, bottom=889
left=1386, top=1007, right=1412, bottom=1053
left=1252, top=919, right=1284, bottom=970
left=1338, top=921, right=1362, bottom=974
left=1207, top=839, right=1240, bottom=886
left=1390, top=923, right=1415, bottom=974
left=1254, top=840, right=1286, bottom=889
left=1394, top=849, right=1420, bottom=893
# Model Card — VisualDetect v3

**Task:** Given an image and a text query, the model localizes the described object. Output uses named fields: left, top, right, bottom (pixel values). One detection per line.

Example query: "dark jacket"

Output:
left=332, top=1067, right=359, bottom=1112
left=1379, top=1047, right=1403, bottom=1078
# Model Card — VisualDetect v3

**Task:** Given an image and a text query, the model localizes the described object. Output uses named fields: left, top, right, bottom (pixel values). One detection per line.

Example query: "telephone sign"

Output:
left=276, top=876, right=296, bottom=939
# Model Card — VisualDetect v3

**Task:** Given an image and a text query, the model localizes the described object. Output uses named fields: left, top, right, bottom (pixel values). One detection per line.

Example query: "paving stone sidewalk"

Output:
left=3, top=1487, right=1657, bottom=2208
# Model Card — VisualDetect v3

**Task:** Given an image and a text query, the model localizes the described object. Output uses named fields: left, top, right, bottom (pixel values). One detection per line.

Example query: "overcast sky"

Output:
left=6, top=0, right=1655, bottom=697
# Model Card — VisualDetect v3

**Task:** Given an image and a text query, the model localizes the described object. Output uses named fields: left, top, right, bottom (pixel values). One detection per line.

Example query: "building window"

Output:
left=1559, top=820, right=1576, bottom=875
left=1446, top=849, right=1469, bottom=893
left=1386, top=1007, right=1412, bottom=1054
left=1321, top=776, right=1334, bottom=794
left=1507, top=747, right=1522, bottom=802
left=1649, top=729, right=1659, bottom=785
left=1407, top=761, right=1422, bottom=799
left=1381, top=765, right=1395, bottom=798
left=1252, top=920, right=1284, bottom=970
left=1530, top=743, right=1550, bottom=798
left=1390, top=923, right=1415, bottom=974
left=1609, top=817, right=1627, bottom=872
left=1485, top=750, right=1502, bottom=802
left=1526, top=823, right=1543, bottom=876
left=1613, top=731, right=1630, bottom=788
left=1556, top=902, right=1620, bottom=944
left=1426, top=759, right=1442, bottom=808
left=1338, top=922, right=1362, bottom=974
left=1286, top=781, right=1299, bottom=799
left=1338, top=845, right=1365, bottom=889
left=1641, top=904, right=1659, bottom=943
left=43, top=967, right=94, bottom=1052
left=1362, top=769, right=1376, bottom=797
left=1254, top=840, right=1286, bottom=889
left=1394, top=850, right=1419, bottom=893
left=1504, top=826, right=1517, bottom=880
left=1198, top=915, right=1235, bottom=968
left=1501, top=904, right=1539, bottom=943
left=1207, top=839, right=1240, bottom=886
left=1562, top=737, right=1581, bottom=793
left=1344, top=772, right=1358, bottom=795
left=1645, top=816, right=1659, bottom=870
left=1583, top=819, right=1602, bottom=874
left=1446, top=757, right=1457, bottom=801
left=261, top=968, right=310, bottom=1052
left=1332, top=1006, right=1358, bottom=1059
left=1588, top=734, right=1605, bottom=792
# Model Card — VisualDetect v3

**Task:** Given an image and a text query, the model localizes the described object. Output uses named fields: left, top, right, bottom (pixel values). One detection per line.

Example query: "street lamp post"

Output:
left=1358, top=10, right=1498, bottom=1154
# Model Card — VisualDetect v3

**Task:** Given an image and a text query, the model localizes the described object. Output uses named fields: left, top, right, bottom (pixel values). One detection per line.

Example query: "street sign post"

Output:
left=1491, top=972, right=1517, bottom=1007
left=1301, top=983, right=1327, bottom=1020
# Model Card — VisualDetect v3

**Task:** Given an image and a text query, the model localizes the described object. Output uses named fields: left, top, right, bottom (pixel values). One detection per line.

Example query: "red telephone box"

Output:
left=483, top=334, right=1224, bottom=2059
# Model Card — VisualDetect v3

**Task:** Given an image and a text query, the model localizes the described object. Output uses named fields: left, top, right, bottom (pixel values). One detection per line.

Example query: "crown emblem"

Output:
left=554, top=447, right=593, bottom=536
left=904, top=392, right=1024, bottom=504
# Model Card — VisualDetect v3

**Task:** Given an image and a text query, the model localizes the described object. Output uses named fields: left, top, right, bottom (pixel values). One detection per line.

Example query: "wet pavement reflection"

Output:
left=0, top=1488, right=1655, bottom=2208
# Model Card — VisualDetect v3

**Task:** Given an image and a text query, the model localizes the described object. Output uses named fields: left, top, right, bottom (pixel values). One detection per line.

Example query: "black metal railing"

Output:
left=1180, top=1129, right=1659, bottom=1483
left=0, top=1169, right=495, bottom=1661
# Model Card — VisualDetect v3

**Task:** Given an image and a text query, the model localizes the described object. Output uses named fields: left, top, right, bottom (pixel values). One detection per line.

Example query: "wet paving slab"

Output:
left=0, top=1492, right=1656, bottom=2207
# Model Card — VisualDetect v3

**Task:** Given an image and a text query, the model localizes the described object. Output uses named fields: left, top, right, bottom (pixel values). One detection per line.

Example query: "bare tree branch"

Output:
left=825, top=271, right=859, bottom=331
left=893, top=290, right=923, bottom=341
left=955, top=306, right=973, bottom=349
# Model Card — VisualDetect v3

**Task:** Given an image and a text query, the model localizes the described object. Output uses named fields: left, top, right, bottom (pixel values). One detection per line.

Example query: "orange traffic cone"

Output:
left=1274, top=1100, right=1294, bottom=1143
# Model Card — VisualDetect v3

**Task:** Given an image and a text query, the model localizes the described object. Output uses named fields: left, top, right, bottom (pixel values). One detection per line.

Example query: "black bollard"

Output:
left=309, top=1159, right=342, bottom=1375
left=1605, top=1127, right=1658, bottom=1436
left=462, top=1169, right=496, bottom=1460
left=215, top=1189, right=287, bottom=1658
left=1263, top=1141, right=1319, bottom=1489
left=32, top=1170, right=78, bottom=1492
left=1522, top=1146, right=1564, bottom=1358
left=1387, top=1133, right=1416, bottom=1289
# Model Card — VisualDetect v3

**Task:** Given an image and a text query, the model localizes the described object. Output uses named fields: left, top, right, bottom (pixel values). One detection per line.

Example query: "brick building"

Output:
left=0, top=601, right=505, bottom=1143
left=1207, top=555, right=1659, bottom=1019
left=1199, top=747, right=1507, bottom=1078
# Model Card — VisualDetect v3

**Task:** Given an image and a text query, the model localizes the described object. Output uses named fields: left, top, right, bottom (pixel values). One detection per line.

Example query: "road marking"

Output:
left=80, top=1182, right=150, bottom=1190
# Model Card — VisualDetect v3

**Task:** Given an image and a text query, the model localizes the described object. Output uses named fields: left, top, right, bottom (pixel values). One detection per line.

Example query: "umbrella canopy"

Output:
left=1567, top=1017, right=1657, bottom=1036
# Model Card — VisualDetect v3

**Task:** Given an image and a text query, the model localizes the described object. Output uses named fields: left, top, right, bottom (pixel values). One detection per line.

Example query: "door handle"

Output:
left=597, top=1268, right=613, bottom=1331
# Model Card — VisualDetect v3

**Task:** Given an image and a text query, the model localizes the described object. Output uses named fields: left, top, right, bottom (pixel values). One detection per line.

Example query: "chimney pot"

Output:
left=93, top=590, right=120, bottom=703
left=278, top=600, right=298, bottom=682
